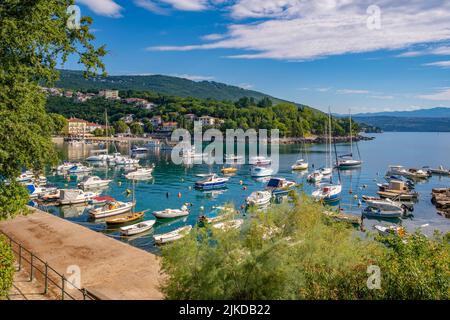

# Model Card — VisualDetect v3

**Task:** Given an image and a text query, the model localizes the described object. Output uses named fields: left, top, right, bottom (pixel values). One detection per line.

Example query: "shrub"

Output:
left=0, top=235, right=15, bottom=299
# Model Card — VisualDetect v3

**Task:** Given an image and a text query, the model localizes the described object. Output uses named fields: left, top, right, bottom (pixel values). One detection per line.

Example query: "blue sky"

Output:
left=65, top=0, right=450, bottom=114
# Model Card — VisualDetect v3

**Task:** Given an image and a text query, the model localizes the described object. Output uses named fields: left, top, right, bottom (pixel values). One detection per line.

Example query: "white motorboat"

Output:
left=251, top=166, right=274, bottom=177
left=224, top=154, right=244, bottom=162
left=125, top=167, right=154, bottom=180
left=56, top=162, right=82, bottom=172
left=319, top=167, right=333, bottom=176
left=120, top=220, right=156, bottom=236
left=307, top=170, right=323, bottom=183
left=199, top=206, right=235, bottom=224
left=249, top=156, right=271, bottom=166
left=362, top=196, right=407, bottom=212
left=312, top=183, right=342, bottom=203
left=16, top=171, right=34, bottom=183
left=386, top=165, right=429, bottom=179
left=429, top=165, right=450, bottom=175
left=212, top=219, right=244, bottom=231
left=112, top=156, right=139, bottom=166
left=153, top=205, right=190, bottom=219
left=86, top=149, right=110, bottom=162
left=89, top=200, right=134, bottom=219
left=131, top=146, right=149, bottom=153
left=67, top=165, right=92, bottom=174
left=246, top=191, right=272, bottom=207
left=362, top=206, right=403, bottom=219
left=153, top=225, right=192, bottom=244
left=26, top=184, right=57, bottom=200
left=266, top=177, right=296, bottom=196
left=291, top=159, right=308, bottom=171
left=374, top=225, right=407, bottom=237
left=59, top=189, right=99, bottom=205
left=78, top=176, right=112, bottom=190
left=195, top=174, right=229, bottom=190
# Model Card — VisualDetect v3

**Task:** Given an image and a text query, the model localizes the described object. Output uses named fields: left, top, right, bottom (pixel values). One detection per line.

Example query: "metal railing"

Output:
left=1, top=231, right=96, bottom=300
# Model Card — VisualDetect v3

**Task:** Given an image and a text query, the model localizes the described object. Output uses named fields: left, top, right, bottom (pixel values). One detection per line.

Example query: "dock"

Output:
left=0, top=209, right=164, bottom=300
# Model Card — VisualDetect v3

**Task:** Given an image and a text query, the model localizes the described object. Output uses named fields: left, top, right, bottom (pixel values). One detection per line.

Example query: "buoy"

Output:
left=353, top=195, right=358, bottom=199
left=181, top=178, right=184, bottom=182
left=239, top=180, right=243, bottom=185
left=243, top=186, right=247, bottom=190
left=200, top=206, right=204, bottom=211
left=126, top=189, right=131, bottom=195
left=66, top=176, right=70, bottom=182
left=178, top=192, right=182, bottom=198
left=118, top=181, right=122, bottom=186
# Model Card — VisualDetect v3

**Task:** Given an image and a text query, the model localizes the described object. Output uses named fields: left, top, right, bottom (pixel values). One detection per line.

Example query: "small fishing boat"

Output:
left=362, top=196, right=412, bottom=212
left=120, top=220, right=156, bottom=236
left=377, top=180, right=418, bottom=200
left=67, top=165, right=92, bottom=174
left=153, top=225, right=192, bottom=245
left=291, top=159, right=309, bottom=171
left=89, top=200, right=134, bottom=219
left=125, top=167, right=154, bottom=179
left=251, top=166, right=273, bottom=177
left=26, top=184, right=57, bottom=200
left=59, top=189, right=99, bottom=205
left=307, top=170, right=323, bottom=183
left=266, top=177, right=296, bottom=196
left=246, top=191, right=272, bottom=207
left=221, top=167, right=238, bottom=175
left=374, top=225, right=407, bottom=237
left=249, top=156, right=271, bottom=166
left=131, top=146, right=149, bottom=153
left=312, top=183, right=342, bottom=203
left=212, top=219, right=244, bottom=230
left=39, top=189, right=61, bottom=202
left=319, top=167, right=333, bottom=176
left=224, top=154, right=244, bottom=162
left=362, top=206, right=403, bottom=219
left=429, top=165, right=450, bottom=175
left=105, top=211, right=145, bottom=225
left=199, top=206, right=236, bottom=224
left=153, top=205, right=189, bottom=219
left=195, top=174, right=229, bottom=190
left=78, top=176, right=112, bottom=190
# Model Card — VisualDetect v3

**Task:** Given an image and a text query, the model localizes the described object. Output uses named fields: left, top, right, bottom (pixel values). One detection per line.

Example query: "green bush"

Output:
left=0, top=235, right=15, bottom=299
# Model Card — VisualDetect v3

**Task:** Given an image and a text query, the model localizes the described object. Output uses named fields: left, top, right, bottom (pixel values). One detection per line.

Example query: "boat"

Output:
left=199, top=206, right=235, bottom=224
left=56, top=162, right=82, bottom=172
left=16, top=171, right=34, bottom=183
left=67, top=165, right=92, bottom=174
left=26, top=184, right=57, bottom=200
left=195, top=174, right=229, bottom=190
left=249, top=156, right=271, bottom=166
left=125, top=167, right=154, bottom=179
left=251, top=166, right=274, bottom=177
left=221, top=167, right=238, bottom=175
left=39, top=189, right=61, bottom=202
left=224, top=154, right=244, bottom=162
left=374, top=225, right=407, bottom=237
left=384, top=175, right=415, bottom=189
left=266, top=177, right=296, bottom=196
left=312, top=183, right=342, bottom=203
left=291, top=159, right=308, bottom=171
left=86, top=149, right=110, bottom=162
left=105, top=211, right=145, bottom=225
left=246, top=191, right=272, bottom=207
left=362, top=196, right=412, bottom=212
left=131, top=145, right=149, bottom=153
left=429, top=165, right=450, bottom=175
left=59, top=189, right=99, bottom=205
left=111, top=156, right=139, bottom=166
left=90, top=196, right=115, bottom=206
left=307, top=170, right=323, bottom=183
left=362, top=206, right=403, bottom=219
left=77, top=176, right=112, bottom=190
left=336, top=110, right=363, bottom=169
left=386, top=165, right=429, bottom=180
left=319, top=167, right=332, bottom=176
left=153, top=225, right=192, bottom=245
left=212, top=219, right=244, bottom=230
left=120, top=220, right=156, bottom=236
left=153, top=205, right=189, bottom=219
left=377, top=180, right=419, bottom=200
left=89, top=200, right=134, bottom=219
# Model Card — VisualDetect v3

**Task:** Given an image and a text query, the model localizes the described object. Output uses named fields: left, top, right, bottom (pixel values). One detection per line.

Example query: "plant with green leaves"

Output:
left=0, top=235, right=15, bottom=299
left=0, top=0, right=105, bottom=219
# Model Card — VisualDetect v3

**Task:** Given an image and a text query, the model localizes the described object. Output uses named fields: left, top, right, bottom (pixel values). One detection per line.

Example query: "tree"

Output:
left=0, top=0, right=105, bottom=219
left=0, top=235, right=15, bottom=299
left=130, top=122, right=144, bottom=136
left=143, top=119, right=154, bottom=133
left=257, top=97, right=273, bottom=108
left=49, top=113, right=68, bottom=135
left=114, top=120, right=129, bottom=134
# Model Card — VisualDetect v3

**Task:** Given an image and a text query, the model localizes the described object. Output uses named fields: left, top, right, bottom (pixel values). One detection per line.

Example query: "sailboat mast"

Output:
left=324, top=119, right=328, bottom=168
left=349, top=109, right=353, bottom=157
left=328, top=110, right=332, bottom=168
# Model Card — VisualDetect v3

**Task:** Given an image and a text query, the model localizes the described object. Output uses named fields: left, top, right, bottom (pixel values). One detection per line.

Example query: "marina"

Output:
left=27, top=132, right=450, bottom=254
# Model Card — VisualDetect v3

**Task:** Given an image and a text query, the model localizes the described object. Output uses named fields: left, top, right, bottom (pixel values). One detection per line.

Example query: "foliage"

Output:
left=49, top=113, right=68, bottom=135
left=161, top=194, right=450, bottom=300
left=0, top=0, right=105, bottom=219
left=0, top=235, right=15, bottom=299
left=114, top=120, right=129, bottom=134
left=130, top=122, right=144, bottom=136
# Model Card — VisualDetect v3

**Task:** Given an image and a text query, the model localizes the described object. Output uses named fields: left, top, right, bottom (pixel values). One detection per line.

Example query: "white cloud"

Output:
left=238, top=83, right=254, bottom=89
left=134, top=0, right=168, bottom=14
left=134, top=0, right=217, bottom=13
left=337, top=89, right=370, bottom=95
left=397, top=45, right=450, bottom=58
left=170, top=73, right=215, bottom=81
left=201, top=33, right=226, bottom=41
left=418, top=88, right=450, bottom=101
left=370, top=95, right=394, bottom=100
left=77, top=0, right=123, bottom=17
left=149, top=1, right=450, bottom=61
left=423, top=60, right=450, bottom=68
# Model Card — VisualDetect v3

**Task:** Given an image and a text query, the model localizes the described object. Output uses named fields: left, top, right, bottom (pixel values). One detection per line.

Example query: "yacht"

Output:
left=77, top=176, right=112, bottom=190
left=89, top=200, right=134, bottom=219
left=311, top=183, right=342, bottom=203
left=291, top=159, right=308, bottom=171
left=336, top=110, right=363, bottom=169
left=195, top=174, right=229, bottom=190
left=251, top=166, right=274, bottom=177
left=59, top=189, right=99, bottom=205
left=249, top=156, right=271, bottom=166
left=67, top=165, right=92, bottom=174
left=246, top=191, right=272, bottom=207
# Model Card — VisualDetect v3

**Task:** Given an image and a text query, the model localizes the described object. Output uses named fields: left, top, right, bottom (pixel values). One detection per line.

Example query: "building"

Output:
left=98, top=90, right=120, bottom=100
left=160, top=122, right=178, bottom=132
left=199, top=116, right=218, bottom=126
left=121, top=114, right=135, bottom=124
left=86, top=122, right=106, bottom=133
left=150, top=116, right=162, bottom=127
left=184, top=114, right=197, bottom=121
left=67, top=118, right=88, bottom=136
left=64, top=90, right=74, bottom=98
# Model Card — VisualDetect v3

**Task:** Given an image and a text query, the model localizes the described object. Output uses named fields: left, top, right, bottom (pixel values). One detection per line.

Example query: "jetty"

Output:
left=0, top=209, right=164, bottom=300
left=431, top=188, right=450, bottom=218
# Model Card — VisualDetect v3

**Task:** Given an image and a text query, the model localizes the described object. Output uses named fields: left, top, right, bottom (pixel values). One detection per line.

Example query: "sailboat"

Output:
left=312, top=109, right=343, bottom=203
left=336, top=110, right=363, bottom=169
left=291, top=127, right=309, bottom=171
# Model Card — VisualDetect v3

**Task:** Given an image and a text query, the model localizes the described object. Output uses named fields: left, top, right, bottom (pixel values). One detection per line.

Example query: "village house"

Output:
left=98, top=89, right=120, bottom=100
left=184, top=113, right=197, bottom=121
left=86, top=122, right=106, bottom=133
left=150, top=115, right=162, bottom=127
left=160, top=121, right=178, bottom=132
left=199, top=115, right=218, bottom=126
left=67, top=118, right=88, bottom=136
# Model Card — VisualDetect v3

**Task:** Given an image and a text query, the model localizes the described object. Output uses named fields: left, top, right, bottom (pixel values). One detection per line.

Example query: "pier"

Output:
left=0, top=209, right=164, bottom=300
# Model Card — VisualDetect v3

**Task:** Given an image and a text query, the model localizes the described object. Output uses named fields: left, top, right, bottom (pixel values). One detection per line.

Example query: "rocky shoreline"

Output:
left=276, top=135, right=375, bottom=145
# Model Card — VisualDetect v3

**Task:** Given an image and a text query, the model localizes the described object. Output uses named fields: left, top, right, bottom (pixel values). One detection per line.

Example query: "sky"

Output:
left=65, top=0, right=450, bottom=114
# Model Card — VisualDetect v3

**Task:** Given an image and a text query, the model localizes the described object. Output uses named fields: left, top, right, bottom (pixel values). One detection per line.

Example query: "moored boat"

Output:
left=212, top=219, right=244, bottom=230
left=312, top=183, right=342, bottom=203
left=105, top=211, right=145, bottom=225
left=374, top=225, right=407, bottom=237
left=89, top=200, right=134, bottom=219
left=195, top=174, right=229, bottom=190
left=251, top=166, right=273, bottom=177
left=291, top=159, right=308, bottom=171
left=362, top=206, right=403, bottom=219
left=249, top=156, right=271, bottom=166
left=153, top=225, right=192, bottom=245
left=246, top=191, right=272, bottom=207
left=429, top=165, right=450, bottom=175
left=266, top=177, right=296, bottom=196
left=59, top=189, right=99, bottom=205
left=307, top=170, right=323, bottom=183
left=120, top=220, right=156, bottom=236
left=67, top=165, right=92, bottom=174
left=125, top=167, right=154, bottom=180
left=153, top=205, right=189, bottom=219
left=78, top=176, right=112, bottom=190
left=221, top=167, right=238, bottom=175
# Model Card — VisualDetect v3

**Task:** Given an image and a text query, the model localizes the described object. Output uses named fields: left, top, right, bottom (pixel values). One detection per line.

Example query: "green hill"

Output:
left=55, top=69, right=292, bottom=105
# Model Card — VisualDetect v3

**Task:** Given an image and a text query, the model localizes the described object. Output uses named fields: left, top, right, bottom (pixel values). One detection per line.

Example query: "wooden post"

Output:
left=44, top=263, right=48, bottom=294
left=30, top=253, right=34, bottom=281
left=61, top=276, right=65, bottom=300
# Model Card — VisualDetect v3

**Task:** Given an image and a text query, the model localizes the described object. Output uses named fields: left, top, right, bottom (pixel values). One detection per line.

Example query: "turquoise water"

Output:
left=41, top=132, right=450, bottom=253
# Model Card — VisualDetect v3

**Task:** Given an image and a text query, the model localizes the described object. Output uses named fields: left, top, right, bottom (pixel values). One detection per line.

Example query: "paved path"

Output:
left=1, top=209, right=164, bottom=300
left=8, top=263, right=51, bottom=300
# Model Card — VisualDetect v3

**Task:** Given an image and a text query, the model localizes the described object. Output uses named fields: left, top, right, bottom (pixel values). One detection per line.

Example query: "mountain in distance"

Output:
left=346, top=107, right=450, bottom=132
left=55, top=69, right=298, bottom=106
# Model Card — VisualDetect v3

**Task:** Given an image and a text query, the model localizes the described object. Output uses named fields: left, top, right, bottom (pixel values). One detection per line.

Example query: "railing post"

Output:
left=18, top=246, right=22, bottom=271
left=30, top=253, right=34, bottom=281
left=83, top=288, right=87, bottom=300
left=61, top=275, right=65, bottom=300
left=44, top=263, right=48, bottom=294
